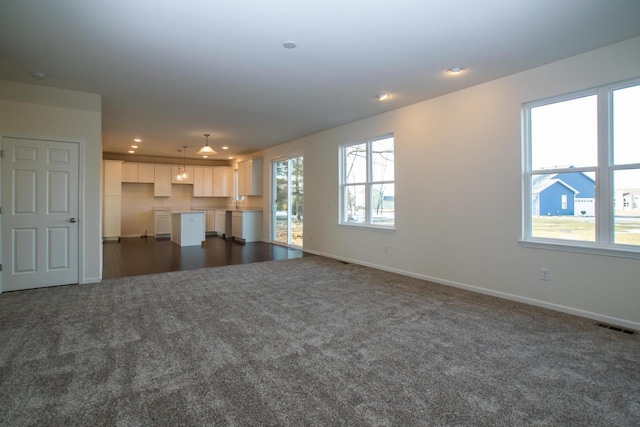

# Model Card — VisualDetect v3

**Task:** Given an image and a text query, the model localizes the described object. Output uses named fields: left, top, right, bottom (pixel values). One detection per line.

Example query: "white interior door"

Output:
left=2, top=137, right=79, bottom=291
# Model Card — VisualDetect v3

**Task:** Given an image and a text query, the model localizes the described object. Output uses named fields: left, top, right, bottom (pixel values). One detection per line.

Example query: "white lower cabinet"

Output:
left=154, top=209, right=172, bottom=237
left=231, top=211, right=262, bottom=242
left=214, top=209, right=228, bottom=236
left=103, top=195, right=122, bottom=240
left=205, top=210, right=216, bottom=233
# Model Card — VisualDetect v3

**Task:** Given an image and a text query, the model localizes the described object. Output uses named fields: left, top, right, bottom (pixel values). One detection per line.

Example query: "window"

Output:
left=340, top=134, right=395, bottom=228
left=522, top=79, right=640, bottom=256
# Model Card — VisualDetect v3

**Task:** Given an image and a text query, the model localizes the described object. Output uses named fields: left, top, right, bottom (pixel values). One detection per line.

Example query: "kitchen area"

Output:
left=103, top=158, right=264, bottom=245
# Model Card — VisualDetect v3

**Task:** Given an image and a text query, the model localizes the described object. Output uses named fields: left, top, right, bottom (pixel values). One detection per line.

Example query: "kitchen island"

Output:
left=171, top=211, right=205, bottom=246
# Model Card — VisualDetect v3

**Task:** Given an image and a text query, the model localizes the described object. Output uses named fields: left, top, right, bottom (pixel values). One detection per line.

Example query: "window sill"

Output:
left=339, top=223, right=396, bottom=232
left=519, top=239, right=640, bottom=260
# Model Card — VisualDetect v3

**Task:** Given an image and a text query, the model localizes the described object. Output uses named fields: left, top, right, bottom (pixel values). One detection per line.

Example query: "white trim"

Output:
left=303, top=248, right=640, bottom=331
left=77, top=138, right=87, bottom=284
left=337, top=223, right=396, bottom=232
left=522, top=77, right=640, bottom=252
left=339, top=133, right=395, bottom=228
left=270, top=155, right=304, bottom=246
left=519, top=239, right=640, bottom=259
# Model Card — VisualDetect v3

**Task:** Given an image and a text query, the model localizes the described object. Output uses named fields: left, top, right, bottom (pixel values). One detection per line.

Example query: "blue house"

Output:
left=532, top=171, right=595, bottom=216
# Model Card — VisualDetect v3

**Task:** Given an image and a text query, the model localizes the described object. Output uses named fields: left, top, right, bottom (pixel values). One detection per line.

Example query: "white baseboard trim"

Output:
left=81, top=277, right=102, bottom=284
left=303, top=249, right=640, bottom=331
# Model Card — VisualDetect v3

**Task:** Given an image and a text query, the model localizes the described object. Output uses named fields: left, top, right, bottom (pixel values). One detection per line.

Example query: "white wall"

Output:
left=255, top=36, right=640, bottom=328
left=0, top=80, right=102, bottom=284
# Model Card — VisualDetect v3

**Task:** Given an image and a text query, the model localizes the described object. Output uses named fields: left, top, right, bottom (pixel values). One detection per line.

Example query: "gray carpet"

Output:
left=0, top=256, right=638, bottom=426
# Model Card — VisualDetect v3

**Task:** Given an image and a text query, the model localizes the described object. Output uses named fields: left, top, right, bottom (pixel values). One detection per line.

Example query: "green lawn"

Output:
left=532, top=215, right=640, bottom=245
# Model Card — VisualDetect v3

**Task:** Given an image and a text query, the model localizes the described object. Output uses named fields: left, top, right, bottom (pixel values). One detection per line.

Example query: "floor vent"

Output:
left=596, top=322, right=637, bottom=335
left=339, top=261, right=350, bottom=265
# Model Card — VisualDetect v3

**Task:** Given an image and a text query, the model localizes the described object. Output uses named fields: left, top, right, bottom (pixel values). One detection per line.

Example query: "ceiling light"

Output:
left=447, top=67, right=465, bottom=75
left=128, top=150, right=135, bottom=154
left=282, top=41, right=297, bottom=49
left=31, top=72, right=46, bottom=80
left=131, top=145, right=138, bottom=149
left=202, top=155, right=208, bottom=158
left=134, top=138, right=142, bottom=142
left=222, top=146, right=229, bottom=150
left=197, top=133, right=217, bottom=156
left=377, top=93, right=390, bottom=101
left=228, top=156, right=234, bottom=160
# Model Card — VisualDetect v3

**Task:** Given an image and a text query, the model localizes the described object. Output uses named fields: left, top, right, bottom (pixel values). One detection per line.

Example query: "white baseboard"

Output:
left=303, top=249, right=640, bottom=331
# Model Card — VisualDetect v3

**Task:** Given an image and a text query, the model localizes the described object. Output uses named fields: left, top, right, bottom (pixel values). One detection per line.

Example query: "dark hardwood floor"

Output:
left=103, top=235, right=309, bottom=279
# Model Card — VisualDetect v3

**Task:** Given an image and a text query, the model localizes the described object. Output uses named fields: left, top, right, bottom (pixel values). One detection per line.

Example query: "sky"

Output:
left=531, top=84, right=639, bottom=189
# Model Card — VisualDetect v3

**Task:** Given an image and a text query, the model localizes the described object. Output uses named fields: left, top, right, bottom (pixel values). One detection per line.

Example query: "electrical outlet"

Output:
left=541, top=268, right=550, bottom=281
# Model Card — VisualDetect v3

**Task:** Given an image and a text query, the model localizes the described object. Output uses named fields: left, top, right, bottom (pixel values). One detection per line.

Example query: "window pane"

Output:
left=344, top=185, right=366, bottom=224
left=531, top=172, right=595, bottom=241
left=613, top=85, right=640, bottom=165
left=531, top=95, right=597, bottom=170
left=613, top=169, right=640, bottom=246
left=371, top=136, right=394, bottom=182
left=371, top=183, right=394, bottom=226
left=345, top=143, right=367, bottom=184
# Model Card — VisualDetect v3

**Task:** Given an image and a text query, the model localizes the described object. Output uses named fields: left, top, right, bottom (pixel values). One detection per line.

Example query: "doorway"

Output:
left=1, top=137, right=80, bottom=291
left=272, top=156, right=303, bottom=247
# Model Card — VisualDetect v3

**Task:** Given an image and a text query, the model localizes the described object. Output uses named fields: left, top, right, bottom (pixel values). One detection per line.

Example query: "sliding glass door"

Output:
left=273, top=156, right=303, bottom=247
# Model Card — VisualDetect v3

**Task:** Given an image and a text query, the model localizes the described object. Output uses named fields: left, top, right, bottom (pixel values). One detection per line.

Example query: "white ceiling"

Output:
left=1, top=0, right=640, bottom=160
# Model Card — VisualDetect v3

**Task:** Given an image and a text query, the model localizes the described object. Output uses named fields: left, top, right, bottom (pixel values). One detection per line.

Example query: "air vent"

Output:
left=596, top=322, right=637, bottom=335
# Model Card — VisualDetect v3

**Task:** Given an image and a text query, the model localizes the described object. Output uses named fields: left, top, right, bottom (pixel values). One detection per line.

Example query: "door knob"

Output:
left=69, top=218, right=77, bottom=223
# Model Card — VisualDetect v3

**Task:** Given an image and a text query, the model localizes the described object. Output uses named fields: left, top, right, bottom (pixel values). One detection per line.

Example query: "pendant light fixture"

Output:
left=176, top=146, right=189, bottom=181
left=197, top=133, right=217, bottom=156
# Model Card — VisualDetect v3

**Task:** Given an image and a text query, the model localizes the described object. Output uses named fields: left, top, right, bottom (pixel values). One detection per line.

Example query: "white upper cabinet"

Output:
left=138, top=164, right=155, bottom=183
left=193, top=167, right=215, bottom=197
left=237, top=158, right=263, bottom=196
left=193, top=167, right=205, bottom=197
left=110, top=162, right=236, bottom=198
left=213, top=166, right=234, bottom=197
left=154, top=164, right=172, bottom=197
left=104, top=160, right=122, bottom=196
left=121, top=162, right=138, bottom=183
left=122, top=162, right=155, bottom=183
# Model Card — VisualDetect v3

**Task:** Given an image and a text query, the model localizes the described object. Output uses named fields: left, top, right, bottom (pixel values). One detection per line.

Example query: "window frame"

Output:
left=339, top=133, right=395, bottom=230
left=521, top=77, right=640, bottom=259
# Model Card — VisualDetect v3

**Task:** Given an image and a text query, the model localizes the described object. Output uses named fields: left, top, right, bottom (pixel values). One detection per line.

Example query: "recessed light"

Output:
left=376, top=93, right=390, bottom=101
left=222, top=146, right=229, bottom=150
left=202, top=155, right=208, bottom=158
left=282, top=41, right=297, bottom=49
left=134, top=138, right=142, bottom=142
left=31, top=72, right=46, bottom=80
left=131, top=145, right=138, bottom=149
left=447, top=67, right=465, bottom=75
left=128, top=150, right=135, bottom=154
left=228, top=156, right=234, bottom=160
